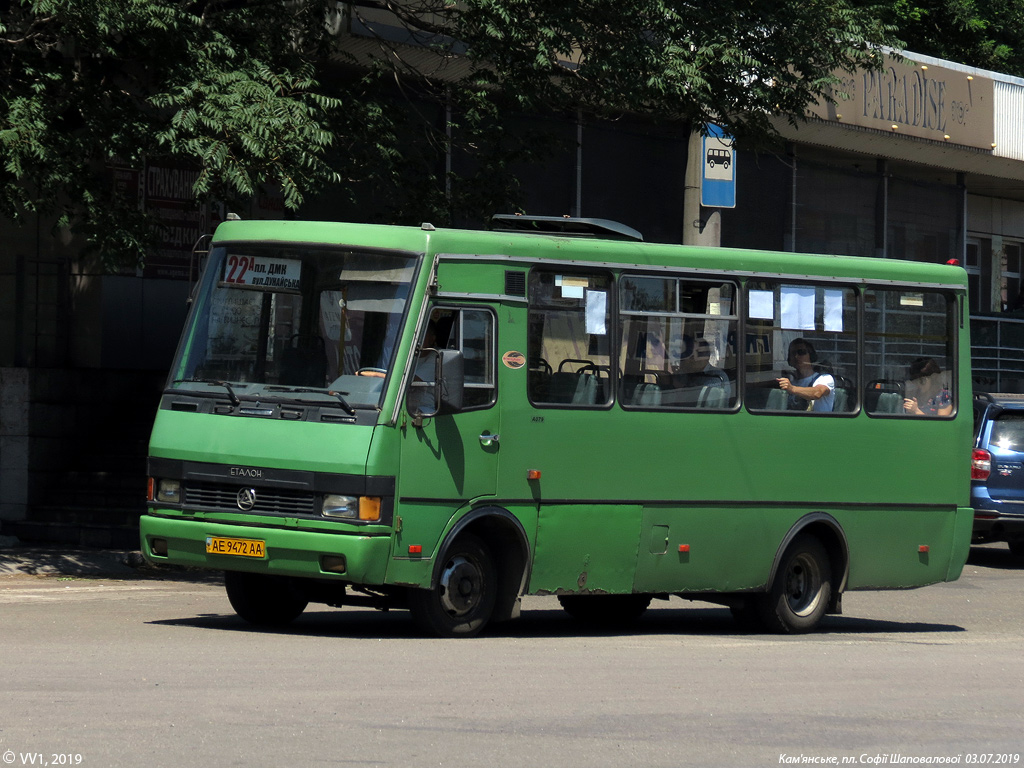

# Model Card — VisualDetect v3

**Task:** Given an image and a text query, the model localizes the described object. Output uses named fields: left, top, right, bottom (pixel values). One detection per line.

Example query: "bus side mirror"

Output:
left=408, top=349, right=464, bottom=425
left=436, top=349, right=464, bottom=414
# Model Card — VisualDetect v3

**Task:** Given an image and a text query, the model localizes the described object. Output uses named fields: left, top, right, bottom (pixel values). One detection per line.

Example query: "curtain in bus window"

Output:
left=528, top=271, right=612, bottom=406
left=745, top=280, right=857, bottom=413
left=864, top=288, right=955, bottom=417
left=618, top=275, right=738, bottom=409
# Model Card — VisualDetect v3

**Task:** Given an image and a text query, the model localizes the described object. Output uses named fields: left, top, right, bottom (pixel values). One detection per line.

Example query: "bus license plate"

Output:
left=206, top=536, right=266, bottom=558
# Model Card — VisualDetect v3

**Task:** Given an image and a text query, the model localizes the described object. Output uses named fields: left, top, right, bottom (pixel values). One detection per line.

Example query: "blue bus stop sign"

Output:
left=701, top=125, right=736, bottom=209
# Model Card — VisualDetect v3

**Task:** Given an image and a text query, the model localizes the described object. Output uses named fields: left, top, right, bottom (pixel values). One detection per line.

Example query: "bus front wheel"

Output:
left=757, top=535, right=832, bottom=634
left=408, top=534, right=497, bottom=638
left=224, top=571, right=308, bottom=627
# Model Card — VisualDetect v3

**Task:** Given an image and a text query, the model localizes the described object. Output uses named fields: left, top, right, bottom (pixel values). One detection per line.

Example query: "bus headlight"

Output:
left=322, top=495, right=382, bottom=521
left=322, top=495, right=359, bottom=518
left=156, top=479, right=181, bottom=503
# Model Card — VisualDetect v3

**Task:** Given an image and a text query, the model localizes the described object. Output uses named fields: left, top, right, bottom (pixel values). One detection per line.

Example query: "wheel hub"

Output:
left=785, top=553, right=823, bottom=617
left=438, top=555, right=482, bottom=616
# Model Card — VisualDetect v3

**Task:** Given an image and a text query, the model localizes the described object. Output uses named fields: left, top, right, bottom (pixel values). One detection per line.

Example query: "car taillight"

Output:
left=972, top=448, right=992, bottom=480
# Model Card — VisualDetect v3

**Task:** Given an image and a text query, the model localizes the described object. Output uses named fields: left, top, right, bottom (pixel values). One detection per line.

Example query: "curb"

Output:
left=0, top=543, right=216, bottom=581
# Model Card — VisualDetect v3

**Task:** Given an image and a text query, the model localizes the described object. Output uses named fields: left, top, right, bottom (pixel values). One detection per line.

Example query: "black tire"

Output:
left=224, top=571, right=308, bottom=627
left=408, top=534, right=496, bottom=638
left=1008, top=539, right=1024, bottom=559
left=557, top=594, right=652, bottom=625
left=756, top=535, right=832, bottom=634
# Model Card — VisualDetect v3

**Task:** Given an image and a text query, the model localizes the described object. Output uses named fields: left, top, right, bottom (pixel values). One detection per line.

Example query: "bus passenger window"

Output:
left=864, top=289, right=955, bottom=417
left=528, top=271, right=612, bottom=407
left=745, top=281, right=857, bottom=414
left=618, top=275, right=738, bottom=409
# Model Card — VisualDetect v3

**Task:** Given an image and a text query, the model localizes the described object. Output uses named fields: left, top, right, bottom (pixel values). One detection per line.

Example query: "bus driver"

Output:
left=777, top=338, right=835, bottom=412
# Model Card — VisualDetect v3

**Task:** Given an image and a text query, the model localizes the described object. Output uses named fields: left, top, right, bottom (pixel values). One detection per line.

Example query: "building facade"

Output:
left=1, top=48, right=1023, bottom=543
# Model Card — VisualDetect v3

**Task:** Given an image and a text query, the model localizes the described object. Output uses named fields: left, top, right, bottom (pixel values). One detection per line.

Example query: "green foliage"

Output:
left=0, top=0, right=344, bottom=269
left=0, top=0, right=906, bottom=268
left=852, top=0, right=1024, bottom=76
left=447, top=0, right=898, bottom=144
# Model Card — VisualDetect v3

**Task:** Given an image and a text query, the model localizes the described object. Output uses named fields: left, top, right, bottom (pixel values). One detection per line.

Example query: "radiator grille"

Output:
left=184, top=482, right=317, bottom=515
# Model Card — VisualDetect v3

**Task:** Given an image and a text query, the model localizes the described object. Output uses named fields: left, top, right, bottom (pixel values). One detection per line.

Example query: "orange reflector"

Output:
left=408, top=545, right=422, bottom=555
left=918, top=545, right=930, bottom=553
left=146, top=477, right=155, bottom=501
left=678, top=544, right=690, bottom=553
left=527, top=469, right=541, bottom=480
left=359, top=496, right=382, bottom=521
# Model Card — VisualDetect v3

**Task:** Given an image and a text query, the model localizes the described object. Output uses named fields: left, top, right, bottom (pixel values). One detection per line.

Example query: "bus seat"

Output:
left=766, top=388, right=787, bottom=410
left=633, top=382, right=662, bottom=407
left=572, top=374, right=599, bottom=404
left=875, top=392, right=901, bottom=413
left=697, top=385, right=726, bottom=409
left=833, top=387, right=849, bottom=412
left=546, top=372, right=579, bottom=403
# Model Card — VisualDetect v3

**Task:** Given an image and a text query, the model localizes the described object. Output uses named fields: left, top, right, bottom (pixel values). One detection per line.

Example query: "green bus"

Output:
left=141, top=215, right=973, bottom=637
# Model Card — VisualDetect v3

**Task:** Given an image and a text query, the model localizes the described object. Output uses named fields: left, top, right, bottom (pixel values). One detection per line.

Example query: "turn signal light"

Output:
left=359, top=496, right=382, bottom=521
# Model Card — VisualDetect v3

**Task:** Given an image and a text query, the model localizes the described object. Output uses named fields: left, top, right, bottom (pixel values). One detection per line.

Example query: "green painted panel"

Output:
left=150, top=410, right=382, bottom=476
left=528, top=504, right=642, bottom=594
left=633, top=507, right=774, bottom=593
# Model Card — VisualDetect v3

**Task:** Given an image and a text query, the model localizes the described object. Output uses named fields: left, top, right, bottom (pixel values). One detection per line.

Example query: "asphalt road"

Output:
left=0, top=544, right=1021, bottom=768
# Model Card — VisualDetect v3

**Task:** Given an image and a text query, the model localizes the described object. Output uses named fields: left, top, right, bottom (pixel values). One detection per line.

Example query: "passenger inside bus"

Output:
left=673, top=336, right=730, bottom=389
left=777, top=338, right=835, bottom=412
left=903, top=357, right=952, bottom=416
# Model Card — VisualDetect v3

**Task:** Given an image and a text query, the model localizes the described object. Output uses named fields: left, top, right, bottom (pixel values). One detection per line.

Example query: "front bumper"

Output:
left=140, top=514, right=393, bottom=584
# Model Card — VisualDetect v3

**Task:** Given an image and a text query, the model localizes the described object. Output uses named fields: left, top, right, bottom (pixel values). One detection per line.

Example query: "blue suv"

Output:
left=972, top=393, right=1024, bottom=558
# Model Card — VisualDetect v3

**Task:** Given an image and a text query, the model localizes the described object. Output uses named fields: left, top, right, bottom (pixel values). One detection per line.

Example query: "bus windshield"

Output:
left=168, top=244, right=418, bottom=409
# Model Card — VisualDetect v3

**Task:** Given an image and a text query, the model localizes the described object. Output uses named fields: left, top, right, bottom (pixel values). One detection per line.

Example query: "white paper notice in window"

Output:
left=586, top=290, right=607, bottom=334
left=824, top=289, right=844, bottom=332
left=749, top=290, right=774, bottom=320
left=781, top=286, right=815, bottom=330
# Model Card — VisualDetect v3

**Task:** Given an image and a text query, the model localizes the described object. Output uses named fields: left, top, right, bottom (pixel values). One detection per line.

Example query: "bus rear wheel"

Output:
left=408, top=534, right=496, bottom=638
left=224, top=571, right=308, bottom=627
left=557, top=594, right=652, bottom=625
left=757, top=535, right=832, bottom=634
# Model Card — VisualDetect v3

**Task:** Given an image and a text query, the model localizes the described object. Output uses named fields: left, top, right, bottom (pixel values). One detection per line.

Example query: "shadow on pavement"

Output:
left=147, top=602, right=964, bottom=641
left=967, top=544, right=1024, bottom=570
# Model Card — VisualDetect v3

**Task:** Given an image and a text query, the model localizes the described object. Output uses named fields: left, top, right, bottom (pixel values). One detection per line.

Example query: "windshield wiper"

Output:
left=285, top=387, right=357, bottom=416
left=171, top=378, right=242, bottom=406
